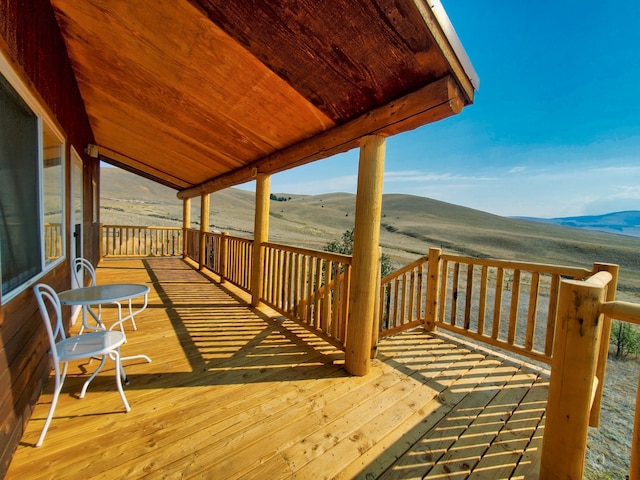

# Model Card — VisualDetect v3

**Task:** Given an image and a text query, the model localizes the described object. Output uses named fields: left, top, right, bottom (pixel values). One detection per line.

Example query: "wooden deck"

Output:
left=6, top=259, right=548, bottom=479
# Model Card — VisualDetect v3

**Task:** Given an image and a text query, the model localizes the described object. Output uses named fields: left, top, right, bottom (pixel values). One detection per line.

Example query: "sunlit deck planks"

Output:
left=6, top=259, right=547, bottom=479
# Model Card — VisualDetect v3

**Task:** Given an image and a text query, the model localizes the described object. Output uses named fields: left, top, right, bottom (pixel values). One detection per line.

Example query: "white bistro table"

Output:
left=58, top=283, right=149, bottom=333
left=58, top=283, right=152, bottom=379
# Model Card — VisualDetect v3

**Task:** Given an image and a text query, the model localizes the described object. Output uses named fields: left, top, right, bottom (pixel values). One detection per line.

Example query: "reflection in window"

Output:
left=0, top=71, right=65, bottom=298
left=0, top=74, right=40, bottom=296
left=43, top=125, right=64, bottom=265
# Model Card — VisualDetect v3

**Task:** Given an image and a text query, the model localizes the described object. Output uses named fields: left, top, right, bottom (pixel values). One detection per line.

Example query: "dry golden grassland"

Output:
left=102, top=167, right=639, bottom=478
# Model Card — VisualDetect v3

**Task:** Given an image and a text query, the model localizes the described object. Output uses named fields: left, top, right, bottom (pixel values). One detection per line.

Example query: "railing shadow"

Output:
left=102, top=258, right=347, bottom=388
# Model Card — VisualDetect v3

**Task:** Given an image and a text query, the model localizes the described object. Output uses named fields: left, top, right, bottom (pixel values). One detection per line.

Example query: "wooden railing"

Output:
left=222, top=235, right=253, bottom=292
left=44, top=222, right=63, bottom=260
left=262, top=242, right=352, bottom=350
left=185, top=228, right=199, bottom=261
left=378, top=247, right=600, bottom=364
left=184, top=229, right=253, bottom=292
left=100, top=225, right=638, bottom=476
left=379, top=255, right=430, bottom=337
left=102, top=225, right=183, bottom=257
left=435, top=252, right=599, bottom=364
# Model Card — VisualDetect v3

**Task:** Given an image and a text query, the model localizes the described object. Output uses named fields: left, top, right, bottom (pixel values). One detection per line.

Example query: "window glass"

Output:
left=0, top=75, right=41, bottom=296
left=43, top=124, right=64, bottom=265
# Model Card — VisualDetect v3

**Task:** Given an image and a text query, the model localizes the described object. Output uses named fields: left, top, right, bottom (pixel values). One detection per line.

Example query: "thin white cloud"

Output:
left=384, top=170, right=496, bottom=183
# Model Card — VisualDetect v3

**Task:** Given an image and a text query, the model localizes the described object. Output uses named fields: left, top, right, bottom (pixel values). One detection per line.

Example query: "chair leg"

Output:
left=113, top=349, right=131, bottom=412
left=36, top=365, right=66, bottom=447
left=80, top=355, right=107, bottom=398
left=127, top=298, right=137, bottom=330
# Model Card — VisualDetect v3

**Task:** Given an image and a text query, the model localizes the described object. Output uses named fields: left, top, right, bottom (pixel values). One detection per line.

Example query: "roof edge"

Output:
left=427, top=0, right=480, bottom=91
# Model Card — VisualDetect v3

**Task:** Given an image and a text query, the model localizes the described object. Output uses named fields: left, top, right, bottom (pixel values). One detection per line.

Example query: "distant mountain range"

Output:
left=515, top=211, right=640, bottom=238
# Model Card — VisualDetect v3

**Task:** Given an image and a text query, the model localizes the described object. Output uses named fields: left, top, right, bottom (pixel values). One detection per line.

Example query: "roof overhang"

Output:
left=50, top=0, right=478, bottom=198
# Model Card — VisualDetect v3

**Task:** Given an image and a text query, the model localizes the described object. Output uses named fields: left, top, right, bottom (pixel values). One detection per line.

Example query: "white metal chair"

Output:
left=72, top=257, right=138, bottom=334
left=33, top=283, right=131, bottom=447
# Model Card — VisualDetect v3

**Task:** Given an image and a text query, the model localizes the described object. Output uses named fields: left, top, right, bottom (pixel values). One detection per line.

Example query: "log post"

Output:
left=251, top=173, right=270, bottom=307
left=632, top=371, right=640, bottom=480
left=589, top=262, right=619, bottom=427
left=199, top=193, right=210, bottom=270
left=98, top=223, right=103, bottom=262
left=345, top=135, right=386, bottom=376
left=540, top=273, right=610, bottom=479
left=182, top=197, right=191, bottom=259
left=220, top=231, right=229, bottom=284
left=425, top=247, right=442, bottom=331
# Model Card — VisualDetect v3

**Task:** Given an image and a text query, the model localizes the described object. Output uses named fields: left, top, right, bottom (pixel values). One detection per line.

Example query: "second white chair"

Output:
left=72, top=257, right=138, bottom=334
left=33, top=283, right=131, bottom=447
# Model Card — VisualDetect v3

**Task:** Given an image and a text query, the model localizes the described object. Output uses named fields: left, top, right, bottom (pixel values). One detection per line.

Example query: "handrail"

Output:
left=440, top=253, right=593, bottom=279
left=601, top=300, right=640, bottom=325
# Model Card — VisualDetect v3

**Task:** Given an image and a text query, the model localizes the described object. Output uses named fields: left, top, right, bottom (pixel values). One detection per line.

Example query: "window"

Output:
left=0, top=66, right=66, bottom=300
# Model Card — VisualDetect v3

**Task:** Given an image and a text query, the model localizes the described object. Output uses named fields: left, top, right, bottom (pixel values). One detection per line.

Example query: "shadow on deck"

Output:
left=7, top=258, right=547, bottom=479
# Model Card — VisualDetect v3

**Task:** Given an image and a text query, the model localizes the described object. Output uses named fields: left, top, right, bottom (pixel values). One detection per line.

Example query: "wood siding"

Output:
left=0, top=0, right=97, bottom=475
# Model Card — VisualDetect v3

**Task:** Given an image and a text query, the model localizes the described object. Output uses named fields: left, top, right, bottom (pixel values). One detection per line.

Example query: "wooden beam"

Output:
left=99, top=146, right=190, bottom=190
left=251, top=174, right=270, bottom=307
left=345, top=135, right=386, bottom=376
left=177, top=76, right=462, bottom=199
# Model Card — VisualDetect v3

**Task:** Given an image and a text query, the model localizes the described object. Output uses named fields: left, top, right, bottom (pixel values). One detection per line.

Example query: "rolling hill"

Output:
left=101, top=168, right=640, bottom=298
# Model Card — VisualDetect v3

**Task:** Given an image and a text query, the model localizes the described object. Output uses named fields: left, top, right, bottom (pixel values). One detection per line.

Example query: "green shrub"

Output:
left=610, top=320, right=640, bottom=358
left=324, top=228, right=392, bottom=277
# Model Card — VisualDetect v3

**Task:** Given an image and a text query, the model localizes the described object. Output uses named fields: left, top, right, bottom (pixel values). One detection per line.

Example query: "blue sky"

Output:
left=258, top=0, right=640, bottom=218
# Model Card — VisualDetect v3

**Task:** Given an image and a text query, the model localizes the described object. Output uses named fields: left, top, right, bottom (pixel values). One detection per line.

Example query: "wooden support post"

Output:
left=199, top=194, right=210, bottom=270
left=251, top=173, right=270, bottom=307
left=220, top=231, right=228, bottom=284
left=345, top=135, right=386, bottom=376
left=98, top=223, right=103, bottom=262
left=182, top=198, right=191, bottom=259
left=425, top=247, right=442, bottom=331
left=589, top=262, right=619, bottom=427
left=632, top=371, right=640, bottom=480
left=540, top=275, right=607, bottom=479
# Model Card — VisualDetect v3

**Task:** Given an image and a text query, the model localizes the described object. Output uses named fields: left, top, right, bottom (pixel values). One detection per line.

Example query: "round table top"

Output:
left=57, top=283, right=150, bottom=305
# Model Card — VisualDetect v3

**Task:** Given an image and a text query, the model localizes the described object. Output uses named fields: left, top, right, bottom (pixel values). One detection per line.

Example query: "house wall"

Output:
left=0, top=0, right=98, bottom=475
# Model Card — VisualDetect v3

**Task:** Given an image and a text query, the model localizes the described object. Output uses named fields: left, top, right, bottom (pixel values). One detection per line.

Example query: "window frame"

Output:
left=0, top=49, right=67, bottom=303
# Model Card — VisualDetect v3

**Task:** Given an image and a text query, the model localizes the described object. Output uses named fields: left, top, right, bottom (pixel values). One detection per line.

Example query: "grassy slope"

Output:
left=102, top=168, right=640, bottom=298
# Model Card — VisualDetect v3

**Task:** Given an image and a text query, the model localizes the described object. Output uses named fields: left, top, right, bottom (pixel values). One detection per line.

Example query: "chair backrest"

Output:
left=72, top=257, right=97, bottom=288
left=33, top=284, right=66, bottom=365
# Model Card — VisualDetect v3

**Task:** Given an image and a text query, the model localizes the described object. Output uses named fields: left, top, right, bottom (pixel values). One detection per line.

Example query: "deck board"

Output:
left=6, top=258, right=547, bottom=479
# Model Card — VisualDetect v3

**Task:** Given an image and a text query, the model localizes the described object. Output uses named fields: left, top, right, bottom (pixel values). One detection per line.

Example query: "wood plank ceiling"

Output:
left=50, top=0, right=477, bottom=198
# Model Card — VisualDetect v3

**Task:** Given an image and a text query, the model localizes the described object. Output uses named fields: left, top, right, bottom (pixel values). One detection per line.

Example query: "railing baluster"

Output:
left=478, top=265, right=488, bottom=335
left=525, top=271, right=540, bottom=351
left=508, top=269, right=521, bottom=345
left=451, top=262, right=460, bottom=326
left=464, top=263, right=474, bottom=330
left=492, top=267, right=504, bottom=340
left=438, top=259, right=448, bottom=323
